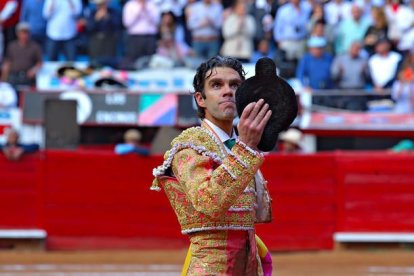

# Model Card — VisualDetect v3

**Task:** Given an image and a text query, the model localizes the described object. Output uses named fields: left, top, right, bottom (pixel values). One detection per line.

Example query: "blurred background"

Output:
left=0, top=0, right=414, bottom=275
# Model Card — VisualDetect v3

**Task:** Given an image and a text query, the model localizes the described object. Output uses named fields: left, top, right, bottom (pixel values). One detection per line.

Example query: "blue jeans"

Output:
left=192, top=40, right=220, bottom=60
left=46, top=38, right=77, bottom=61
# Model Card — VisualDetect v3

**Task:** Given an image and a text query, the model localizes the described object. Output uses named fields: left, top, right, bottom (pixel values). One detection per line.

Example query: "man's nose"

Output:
left=222, top=84, right=235, bottom=97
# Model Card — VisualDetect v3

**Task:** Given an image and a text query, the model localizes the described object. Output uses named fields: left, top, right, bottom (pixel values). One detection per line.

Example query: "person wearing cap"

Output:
left=277, top=128, right=303, bottom=153
left=1, top=22, right=42, bottom=87
left=114, top=129, right=149, bottom=156
left=151, top=56, right=273, bottom=275
left=296, top=36, right=334, bottom=107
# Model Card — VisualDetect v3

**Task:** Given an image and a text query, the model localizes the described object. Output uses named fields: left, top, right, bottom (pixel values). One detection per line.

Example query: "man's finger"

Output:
left=248, top=99, right=265, bottom=120
left=240, top=102, right=256, bottom=120
left=257, top=110, right=272, bottom=131
left=252, top=103, right=269, bottom=126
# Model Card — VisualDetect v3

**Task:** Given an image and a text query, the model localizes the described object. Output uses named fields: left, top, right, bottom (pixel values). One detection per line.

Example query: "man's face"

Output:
left=195, top=67, right=242, bottom=124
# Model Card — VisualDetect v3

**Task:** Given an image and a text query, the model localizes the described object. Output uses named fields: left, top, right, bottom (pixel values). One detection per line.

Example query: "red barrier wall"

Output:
left=1, top=150, right=414, bottom=251
left=335, top=152, right=414, bottom=232
left=0, top=154, right=41, bottom=228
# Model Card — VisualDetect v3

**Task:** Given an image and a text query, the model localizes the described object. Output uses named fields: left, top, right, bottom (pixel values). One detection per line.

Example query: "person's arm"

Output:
left=1, top=60, right=10, bottom=82
left=330, top=56, right=342, bottom=83
left=207, top=4, right=223, bottom=30
left=296, top=55, right=307, bottom=86
left=27, top=45, right=43, bottom=80
left=0, top=0, right=18, bottom=22
left=222, top=15, right=238, bottom=39
left=68, top=0, right=82, bottom=17
left=187, top=4, right=208, bottom=31
left=43, top=0, right=54, bottom=19
left=273, top=7, right=284, bottom=43
left=20, top=0, right=28, bottom=22
left=122, top=1, right=142, bottom=28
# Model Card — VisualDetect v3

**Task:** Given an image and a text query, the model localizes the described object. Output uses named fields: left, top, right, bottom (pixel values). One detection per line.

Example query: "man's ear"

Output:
left=194, top=92, right=206, bottom=108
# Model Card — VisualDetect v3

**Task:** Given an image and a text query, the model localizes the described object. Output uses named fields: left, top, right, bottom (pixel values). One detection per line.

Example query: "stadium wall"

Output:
left=0, top=151, right=413, bottom=251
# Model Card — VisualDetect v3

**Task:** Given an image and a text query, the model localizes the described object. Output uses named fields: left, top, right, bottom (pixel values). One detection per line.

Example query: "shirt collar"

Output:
left=203, top=119, right=237, bottom=143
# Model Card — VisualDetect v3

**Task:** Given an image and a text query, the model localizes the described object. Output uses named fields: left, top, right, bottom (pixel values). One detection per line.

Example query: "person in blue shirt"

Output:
left=0, top=128, right=39, bottom=161
left=114, top=128, right=150, bottom=156
left=20, top=0, right=47, bottom=49
left=296, top=36, right=334, bottom=107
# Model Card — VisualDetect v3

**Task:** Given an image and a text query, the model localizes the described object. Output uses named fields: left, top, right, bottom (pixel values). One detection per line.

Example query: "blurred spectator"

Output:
left=115, top=129, right=150, bottom=155
left=158, top=11, right=187, bottom=48
left=86, top=0, right=121, bottom=64
left=277, top=128, right=303, bottom=153
left=43, top=0, right=83, bottom=61
left=0, top=0, right=19, bottom=60
left=391, top=139, right=414, bottom=152
left=1, top=0, right=21, bottom=53
left=296, top=36, right=334, bottom=88
left=309, top=19, right=334, bottom=54
left=324, top=0, right=352, bottom=28
left=183, top=0, right=198, bottom=46
left=20, top=0, right=47, bottom=49
left=363, top=6, right=388, bottom=56
left=1, top=22, right=42, bottom=87
left=251, top=38, right=273, bottom=63
left=384, top=0, right=414, bottom=49
left=122, top=0, right=160, bottom=64
left=0, top=128, right=39, bottom=161
left=248, top=0, right=276, bottom=47
left=0, top=82, right=17, bottom=108
left=154, top=0, right=187, bottom=23
left=186, top=0, right=223, bottom=59
left=273, top=0, right=310, bottom=62
left=368, top=38, right=402, bottom=92
left=221, top=1, right=256, bottom=63
left=391, top=51, right=414, bottom=113
left=154, top=29, right=192, bottom=67
left=334, top=4, right=370, bottom=55
left=331, top=41, right=369, bottom=110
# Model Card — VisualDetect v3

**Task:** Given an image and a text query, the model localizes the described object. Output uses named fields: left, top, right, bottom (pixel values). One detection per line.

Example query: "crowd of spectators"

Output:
left=0, top=0, right=414, bottom=113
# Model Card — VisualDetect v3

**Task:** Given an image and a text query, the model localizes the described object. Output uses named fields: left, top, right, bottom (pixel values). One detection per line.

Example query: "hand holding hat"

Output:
left=236, top=58, right=298, bottom=151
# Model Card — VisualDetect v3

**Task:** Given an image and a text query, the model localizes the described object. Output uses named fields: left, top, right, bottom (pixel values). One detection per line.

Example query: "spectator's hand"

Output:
left=3, top=147, right=23, bottom=161
left=238, top=99, right=272, bottom=151
left=27, top=68, right=37, bottom=79
left=95, top=7, right=108, bottom=20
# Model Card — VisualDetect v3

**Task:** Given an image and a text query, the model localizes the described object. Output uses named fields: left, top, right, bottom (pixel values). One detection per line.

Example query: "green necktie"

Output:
left=224, top=138, right=236, bottom=150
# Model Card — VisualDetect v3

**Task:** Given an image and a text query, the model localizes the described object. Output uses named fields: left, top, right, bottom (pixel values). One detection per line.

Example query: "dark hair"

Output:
left=192, top=56, right=246, bottom=118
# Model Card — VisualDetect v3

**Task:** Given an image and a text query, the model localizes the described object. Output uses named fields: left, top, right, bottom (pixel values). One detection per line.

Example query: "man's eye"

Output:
left=230, top=84, right=240, bottom=90
left=212, top=83, right=221, bottom=89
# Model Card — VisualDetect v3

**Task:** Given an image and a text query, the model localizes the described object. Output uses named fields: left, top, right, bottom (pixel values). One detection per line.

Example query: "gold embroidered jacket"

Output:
left=151, top=124, right=271, bottom=234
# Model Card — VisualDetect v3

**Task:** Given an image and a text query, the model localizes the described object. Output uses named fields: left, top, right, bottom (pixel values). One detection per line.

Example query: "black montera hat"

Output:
left=235, top=57, right=298, bottom=151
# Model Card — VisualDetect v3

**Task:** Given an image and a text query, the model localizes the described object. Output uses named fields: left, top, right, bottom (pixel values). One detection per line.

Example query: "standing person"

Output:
left=86, top=0, right=121, bottom=64
left=0, top=0, right=19, bottom=61
left=1, top=22, right=42, bottom=87
left=221, top=1, right=256, bottom=63
left=186, top=0, right=223, bottom=59
left=43, top=0, right=82, bottom=61
left=273, top=0, right=311, bottom=63
left=122, top=0, right=160, bottom=64
left=151, top=56, right=273, bottom=275
left=20, top=0, right=47, bottom=49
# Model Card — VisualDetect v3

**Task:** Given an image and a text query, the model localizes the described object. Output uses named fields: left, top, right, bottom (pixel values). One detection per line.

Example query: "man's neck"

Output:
left=204, top=117, right=233, bottom=137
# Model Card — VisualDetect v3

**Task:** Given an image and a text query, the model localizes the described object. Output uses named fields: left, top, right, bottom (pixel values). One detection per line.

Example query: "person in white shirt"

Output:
left=43, top=0, right=82, bottom=61
left=368, top=38, right=402, bottom=92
